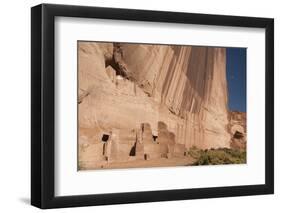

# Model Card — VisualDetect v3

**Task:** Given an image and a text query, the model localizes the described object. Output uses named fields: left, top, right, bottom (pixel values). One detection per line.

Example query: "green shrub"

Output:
left=188, top=146, right=246, bottom=165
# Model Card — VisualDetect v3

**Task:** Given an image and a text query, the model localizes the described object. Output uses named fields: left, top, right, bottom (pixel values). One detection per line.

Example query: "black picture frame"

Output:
left=31, top=3, right=274, bottom=209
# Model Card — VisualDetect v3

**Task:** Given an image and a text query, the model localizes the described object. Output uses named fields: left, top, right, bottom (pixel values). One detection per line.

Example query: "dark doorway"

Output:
left=129, top=143, right=136, bottom=156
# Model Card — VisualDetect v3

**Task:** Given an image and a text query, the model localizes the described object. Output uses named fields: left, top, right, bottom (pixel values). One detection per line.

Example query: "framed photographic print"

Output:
left=31, top=3, right=274, bottom=209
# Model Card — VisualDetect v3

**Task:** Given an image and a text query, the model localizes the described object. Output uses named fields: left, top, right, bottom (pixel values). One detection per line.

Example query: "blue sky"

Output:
left=226, top=48, right=247, bottom=112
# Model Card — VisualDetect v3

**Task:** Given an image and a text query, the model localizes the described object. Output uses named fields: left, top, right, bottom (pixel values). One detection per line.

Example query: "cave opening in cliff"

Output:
left=233, top=131, right=244, bottom=139
left=105, top=57, right=128, bottom=79
left=152, top=135, right=158, bottom=142
left=101, top=134, right=110, bottom=142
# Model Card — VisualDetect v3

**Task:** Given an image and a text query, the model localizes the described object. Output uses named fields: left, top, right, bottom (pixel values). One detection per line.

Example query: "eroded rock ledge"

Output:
left=229, top=111, right=247, bottom=150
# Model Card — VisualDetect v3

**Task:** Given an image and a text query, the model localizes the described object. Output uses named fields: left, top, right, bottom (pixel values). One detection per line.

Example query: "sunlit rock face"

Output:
left=78, top=42, right=232, bottom=169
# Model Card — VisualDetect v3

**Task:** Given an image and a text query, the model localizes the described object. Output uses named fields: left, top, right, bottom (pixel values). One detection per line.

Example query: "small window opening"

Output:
left=101, top=134, right=110, bottom=142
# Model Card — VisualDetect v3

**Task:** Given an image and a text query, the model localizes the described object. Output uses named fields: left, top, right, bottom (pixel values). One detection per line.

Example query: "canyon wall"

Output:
left=78, top=42, right=232, bottom=168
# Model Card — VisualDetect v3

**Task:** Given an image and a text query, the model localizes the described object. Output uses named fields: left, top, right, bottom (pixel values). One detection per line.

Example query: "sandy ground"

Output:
left=79, top=156, right=196, bottom=170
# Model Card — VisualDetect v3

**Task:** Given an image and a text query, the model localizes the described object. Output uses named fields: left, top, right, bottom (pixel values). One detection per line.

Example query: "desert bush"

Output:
left=188, top=146, right=246, bottom=165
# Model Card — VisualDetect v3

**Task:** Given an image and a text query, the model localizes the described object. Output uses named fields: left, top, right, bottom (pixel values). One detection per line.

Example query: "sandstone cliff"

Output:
left=78, top=42, right=232, bottom=169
